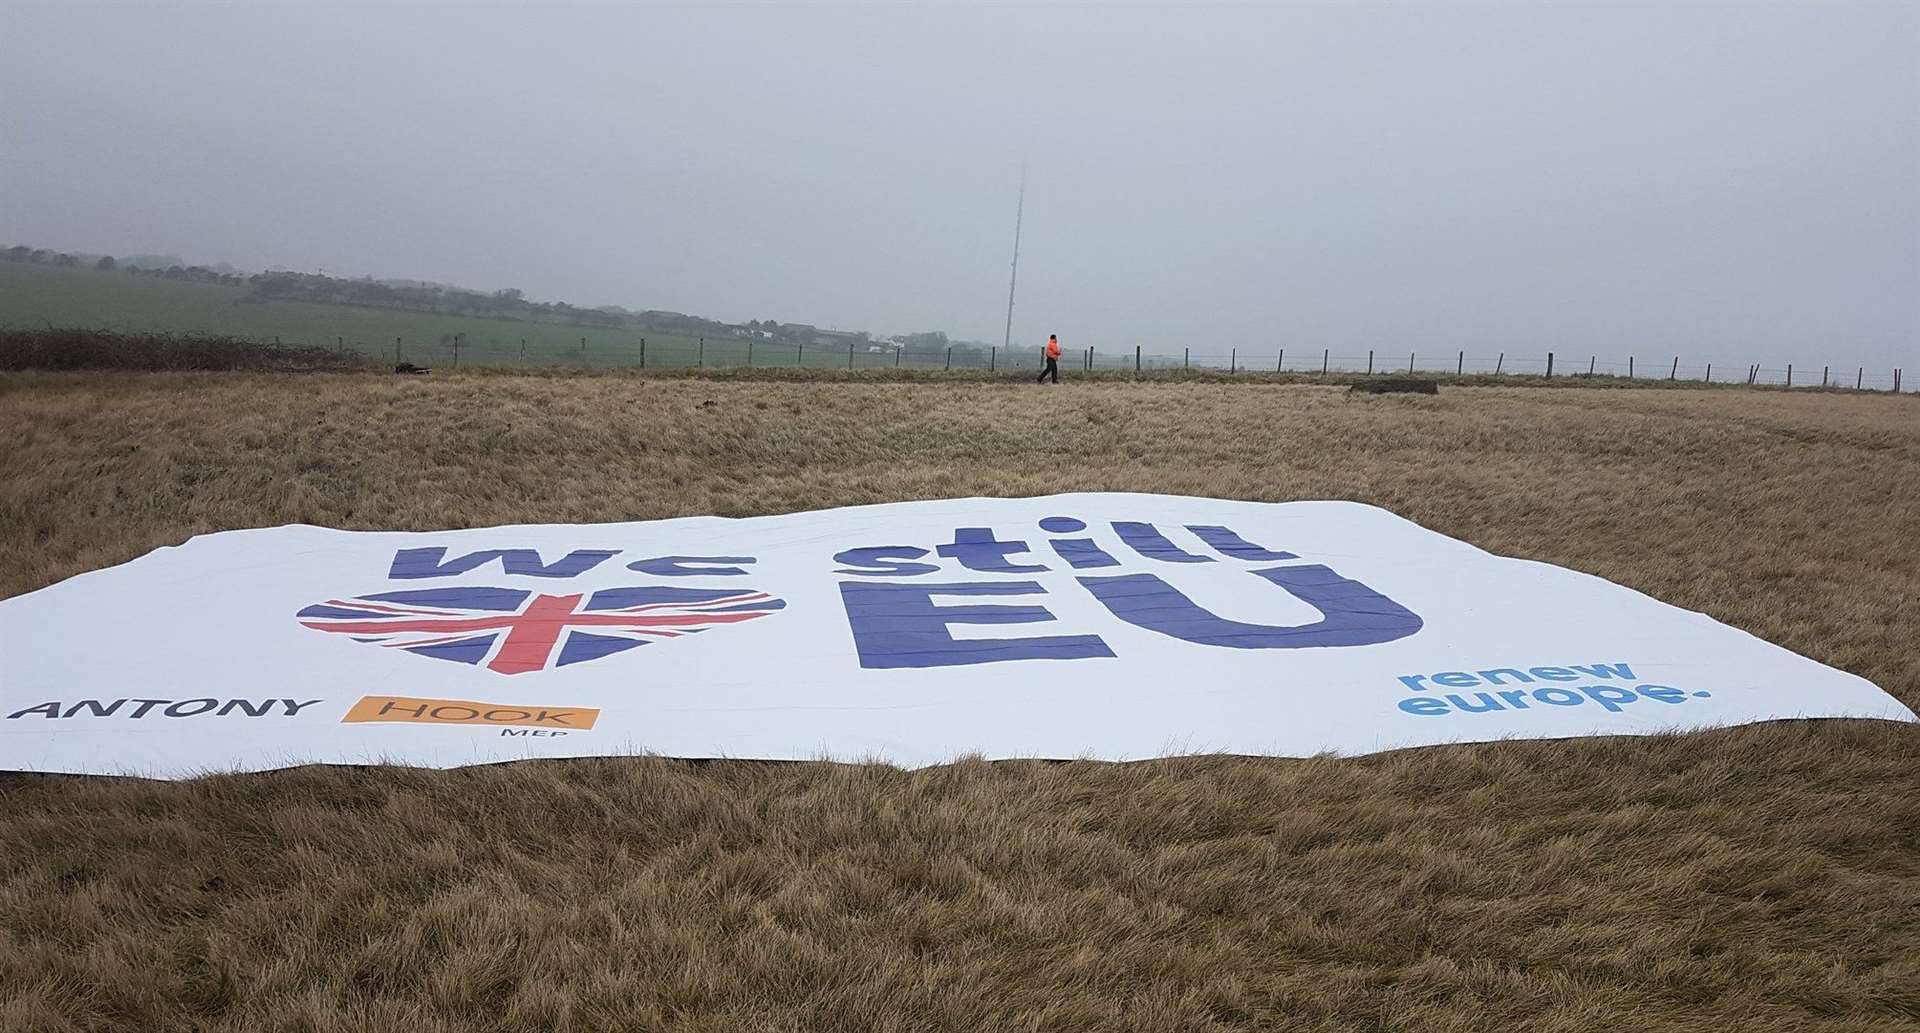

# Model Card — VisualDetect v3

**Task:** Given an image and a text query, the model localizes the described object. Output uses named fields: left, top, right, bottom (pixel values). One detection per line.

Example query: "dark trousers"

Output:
left=1038, top=357, right=1058, bottom=383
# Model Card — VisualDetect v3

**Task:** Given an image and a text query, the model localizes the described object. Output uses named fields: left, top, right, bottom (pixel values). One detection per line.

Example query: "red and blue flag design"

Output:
left=297, top=586, right=784, bottom=675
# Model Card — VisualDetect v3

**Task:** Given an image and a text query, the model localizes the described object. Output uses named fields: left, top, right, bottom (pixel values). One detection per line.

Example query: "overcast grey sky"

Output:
left=3, top=1, right=1915, bottom=367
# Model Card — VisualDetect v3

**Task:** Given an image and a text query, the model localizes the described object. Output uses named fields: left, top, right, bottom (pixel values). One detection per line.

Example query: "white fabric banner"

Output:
left=1, top=494, right=1909, bottom=778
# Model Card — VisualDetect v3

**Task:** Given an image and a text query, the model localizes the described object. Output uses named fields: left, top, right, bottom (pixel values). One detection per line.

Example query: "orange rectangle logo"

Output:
left=343, top=695, right=599, bottom=730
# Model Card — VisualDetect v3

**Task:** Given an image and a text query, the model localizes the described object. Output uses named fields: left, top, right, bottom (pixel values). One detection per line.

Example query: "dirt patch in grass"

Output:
left=1, top=373, right=1916, bottom=1031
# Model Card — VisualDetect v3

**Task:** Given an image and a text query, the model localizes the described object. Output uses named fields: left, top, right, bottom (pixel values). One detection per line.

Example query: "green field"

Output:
left=0, top=262, right=1016, bottom=371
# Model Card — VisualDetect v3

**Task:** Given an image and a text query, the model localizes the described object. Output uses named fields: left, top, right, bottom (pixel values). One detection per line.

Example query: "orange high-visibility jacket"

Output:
left=1046, top=337, right=1061, bottom=360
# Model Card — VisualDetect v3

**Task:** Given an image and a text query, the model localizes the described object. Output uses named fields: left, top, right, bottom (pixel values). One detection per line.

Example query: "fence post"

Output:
left=1458, top=351, right=1464, bottom=375
left=1323, top=349, right=1329, bottom=374
left=1822, top=365, right=1828, bottom=388
left=1277, top=348, right=1284, bottom=373
left=1669, top=356, right=1677, bottom=380
left=395, top=336, right=402, bottom=365
left=1787, top=363, right=1792, bottom=387
left=1588, top=355, right=1595, bottom=376
left=1367, top=349, right=1373, bottom=375
left=520, top=338, right=526, bottom=364
left=748, top=339, right=754, bottom=366
left=1705, top=362, right=1712, bottom=382
left=1185, top=347, right=1190, bottom=370
left=699, top=337, right=705, bottom=367
left=1628, top=356, right=1634, bottom=378
left=1495, top=352, right=1504, bottom=375
left=1546, top=352, right=1553, bottom=378
left=1231, top=348, right=1237, bottom=373
left=640, top=338, right=646, bottom=368
left=1857, top=367, right=1863, bottom=390
left=1089, top=347, right=1095, bottom=372
left=1137, top=345, right=1142, bottom=372
left=454, top=334, right=460, bottom=367
left=896, top=345, right=901, bottom=368
left=582, top=338, right=587, bottom=363
left=991, top=347, right=996, bottom=372
left=849, top=342, right=854, bottom=369
left=1409, top=351, right=1416, bottom=374
left=946, top=346, right=952, bottom=370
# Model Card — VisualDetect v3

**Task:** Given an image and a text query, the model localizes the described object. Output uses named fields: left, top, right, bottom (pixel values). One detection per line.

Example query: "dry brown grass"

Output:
left=1, top=372, right=1917, bottom=1032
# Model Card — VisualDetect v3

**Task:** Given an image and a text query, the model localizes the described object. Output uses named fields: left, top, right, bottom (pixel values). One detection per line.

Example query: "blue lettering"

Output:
left=1399, top=697, right=1449, bottom=716
left=1638, top=685, right=1687, bottom=704
left=1111, top=521, right=1212, bottom=563
left=625, top=555, right=755, bottom=577
left=1446, top=692, right=1505, bottom=713
left=1048, top=538, right=1121, bottom=570
left=936, top=528, right=1048, bottom=573
left=1185, top=525, right=1296, bottom=561
left=1569, top=663, right=1637, bottom=680
left=832, top=546, right=939, bottom=577
left=1077, top=564, right=1423, bottom=649
left=838, top=581, right=1113, bottom=669
left=389, top=547, right=620, bottom=579
left=1580, top=685, right=1638, bottom=712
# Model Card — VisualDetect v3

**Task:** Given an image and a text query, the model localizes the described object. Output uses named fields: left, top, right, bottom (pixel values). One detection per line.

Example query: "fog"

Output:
left=3, top=1, right=1914, bottom=368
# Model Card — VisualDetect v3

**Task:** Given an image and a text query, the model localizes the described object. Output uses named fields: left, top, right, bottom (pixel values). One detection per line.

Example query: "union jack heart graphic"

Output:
left=296, top=586, right=785, bottom=675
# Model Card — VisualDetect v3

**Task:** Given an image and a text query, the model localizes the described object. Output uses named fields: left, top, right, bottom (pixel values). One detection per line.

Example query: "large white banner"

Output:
left=0, top=494, right=1909, bottom=778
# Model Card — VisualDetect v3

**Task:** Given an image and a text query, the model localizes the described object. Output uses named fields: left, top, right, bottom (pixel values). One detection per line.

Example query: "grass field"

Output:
left=2, top=373, right=1917, bottom=1031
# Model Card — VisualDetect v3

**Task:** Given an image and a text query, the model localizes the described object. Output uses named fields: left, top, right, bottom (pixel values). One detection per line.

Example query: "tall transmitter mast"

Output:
left=1001, top=165, right=1026, bottom=354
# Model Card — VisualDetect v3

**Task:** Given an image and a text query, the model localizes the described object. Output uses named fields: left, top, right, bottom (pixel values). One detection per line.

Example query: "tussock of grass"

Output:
left=1, top=373, right=1917, bottom=1031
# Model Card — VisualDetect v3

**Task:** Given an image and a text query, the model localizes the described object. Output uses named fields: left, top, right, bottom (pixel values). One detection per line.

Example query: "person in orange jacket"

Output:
left=1037, top=333, right=1061, bottom=384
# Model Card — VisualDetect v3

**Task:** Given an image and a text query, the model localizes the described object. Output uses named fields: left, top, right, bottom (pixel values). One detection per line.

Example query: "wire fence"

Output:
left=313, top=332, right=1912, bottom=393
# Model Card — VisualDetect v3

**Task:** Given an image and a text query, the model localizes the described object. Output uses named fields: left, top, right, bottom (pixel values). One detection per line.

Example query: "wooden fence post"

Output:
left=1495, top=352, right=1504, bottom=374
left=1137, top=345, right=1142, bottom=372
left=1787, top=363, right=1793, bottom=387
left=1367, top=349, right=1373, bottom=375
left=1323, top=349, right=1329, bottom=374
left=1588, top=355, right=1595, bottom=376
left=1546, top=352, right=1554, bottom=378
left=1669, top=356, right=1678, bottom=380
left=1458, top=351, right=1464, bottom=375
left=946, top=346, right=952, bottom=370
left=1276, top=348, right=1283, bottom=373
left=1409, top=351, right=1416, bottom=374
left=1231, top=348, right=1237, bottom=373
